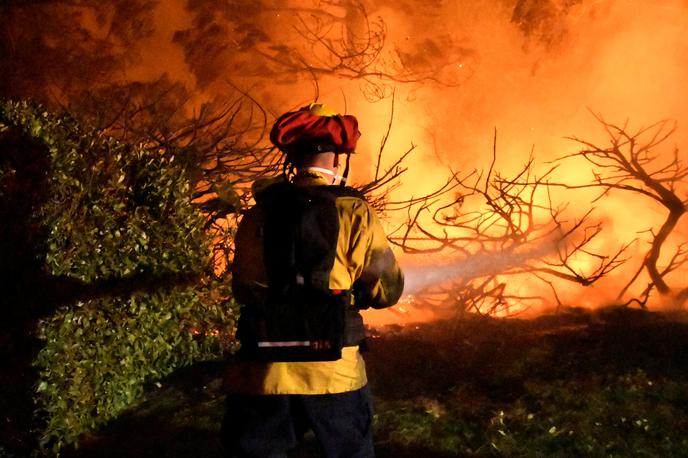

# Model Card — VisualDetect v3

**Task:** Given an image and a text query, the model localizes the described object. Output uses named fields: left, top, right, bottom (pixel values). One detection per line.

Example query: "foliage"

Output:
left=0, top=100, right=238, bottom=453
left=35, top=291, right=238, bottom=451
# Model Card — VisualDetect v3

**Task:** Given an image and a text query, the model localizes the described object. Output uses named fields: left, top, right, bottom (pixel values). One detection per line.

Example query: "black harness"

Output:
left=237, top=181, right=366, bottom=362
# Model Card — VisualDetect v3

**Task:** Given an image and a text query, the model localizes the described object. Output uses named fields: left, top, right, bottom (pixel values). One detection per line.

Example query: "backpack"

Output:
left=236, top=181, right=366, bottom=362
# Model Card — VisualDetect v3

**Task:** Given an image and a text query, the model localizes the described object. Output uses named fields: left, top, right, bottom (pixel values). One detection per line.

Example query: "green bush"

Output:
left=0, top=101, right=238, bottom=453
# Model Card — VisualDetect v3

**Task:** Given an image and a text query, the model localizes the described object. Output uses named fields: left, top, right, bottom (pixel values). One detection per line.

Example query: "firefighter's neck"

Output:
left=298, top=153, right=341, bottom=185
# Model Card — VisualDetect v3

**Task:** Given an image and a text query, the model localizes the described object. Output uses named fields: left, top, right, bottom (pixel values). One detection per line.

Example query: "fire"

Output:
left=191, top=0, right=688, bottom=321
left=8, top=0, right=688, bottom=323
left=363, top=293, right=452, bottom=328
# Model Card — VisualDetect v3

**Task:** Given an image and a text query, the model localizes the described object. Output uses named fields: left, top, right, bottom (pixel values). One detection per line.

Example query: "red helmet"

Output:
left=270, top=103, right=361, bottom=156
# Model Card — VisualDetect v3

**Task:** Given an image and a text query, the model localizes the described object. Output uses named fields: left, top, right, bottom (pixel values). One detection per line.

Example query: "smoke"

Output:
left=6, top=0, right=688, bottom=318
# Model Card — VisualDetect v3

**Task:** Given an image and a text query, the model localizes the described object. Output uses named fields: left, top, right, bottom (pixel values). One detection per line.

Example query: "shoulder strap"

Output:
left=261, top=183, right=340, bottom=296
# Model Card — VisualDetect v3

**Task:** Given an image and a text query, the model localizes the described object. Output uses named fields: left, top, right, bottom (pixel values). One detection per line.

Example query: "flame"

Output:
left=12, top=0, right=688, bottom=324
left=245, top=1, right=687, bottom=322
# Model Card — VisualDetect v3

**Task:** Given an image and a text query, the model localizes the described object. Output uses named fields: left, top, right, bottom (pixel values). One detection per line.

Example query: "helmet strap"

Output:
left=340, top=152, right=351, bottom=187
left=283, top=157, right=292, bottom=178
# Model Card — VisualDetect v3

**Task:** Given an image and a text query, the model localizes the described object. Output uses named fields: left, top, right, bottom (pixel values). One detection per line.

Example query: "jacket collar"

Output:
left=293, top=169, right=334, bottom=187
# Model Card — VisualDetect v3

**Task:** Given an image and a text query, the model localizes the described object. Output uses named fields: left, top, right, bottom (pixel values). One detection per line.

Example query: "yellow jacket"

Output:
left=224, top=170, right=403, bottom=394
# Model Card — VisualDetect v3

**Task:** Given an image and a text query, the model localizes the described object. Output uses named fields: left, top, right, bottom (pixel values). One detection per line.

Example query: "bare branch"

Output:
left=559, top=114, right=688, bottom=304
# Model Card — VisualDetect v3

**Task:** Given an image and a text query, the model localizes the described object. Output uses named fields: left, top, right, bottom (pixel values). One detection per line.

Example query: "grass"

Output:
left=369, top=307, right=688, bottom=457
left=374, top=369, right=688, bottom=456
left=38, top=306, right=688, bottom=457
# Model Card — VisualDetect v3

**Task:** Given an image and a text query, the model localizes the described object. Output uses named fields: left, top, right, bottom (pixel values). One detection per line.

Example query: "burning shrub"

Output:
left=0, top=101, right=238, bottom=453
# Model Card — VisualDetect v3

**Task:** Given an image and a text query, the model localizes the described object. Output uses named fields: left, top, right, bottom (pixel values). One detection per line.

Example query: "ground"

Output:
left=55, top=306, right=688, bottom=457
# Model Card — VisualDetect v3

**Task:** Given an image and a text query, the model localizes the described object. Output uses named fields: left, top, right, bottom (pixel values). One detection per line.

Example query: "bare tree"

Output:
left=559, top=114, right=688, bottom=307
left=259, top=0, right=472, bottom=101
left=390, top=130, right=629, bottom=315
left=174, top=0, right=474, bottom=101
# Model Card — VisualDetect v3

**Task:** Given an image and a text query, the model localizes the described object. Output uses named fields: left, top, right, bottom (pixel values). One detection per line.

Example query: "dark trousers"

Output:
left=221, top=385, right=375, bottom=458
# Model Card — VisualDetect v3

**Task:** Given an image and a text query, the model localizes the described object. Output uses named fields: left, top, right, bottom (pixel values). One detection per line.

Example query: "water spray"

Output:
left=401, top=241, right=556, bottom=296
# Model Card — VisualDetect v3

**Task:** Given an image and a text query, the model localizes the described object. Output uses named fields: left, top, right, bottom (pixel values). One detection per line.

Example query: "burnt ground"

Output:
left=23, top=307, right=688, bottom=457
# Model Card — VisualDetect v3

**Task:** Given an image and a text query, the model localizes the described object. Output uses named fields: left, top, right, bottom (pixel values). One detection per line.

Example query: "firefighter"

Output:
left=221, top=103, right=404, bottom=457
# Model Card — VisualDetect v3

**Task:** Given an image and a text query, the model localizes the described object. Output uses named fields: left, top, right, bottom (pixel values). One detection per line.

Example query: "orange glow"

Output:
left=63, top=1, right=688, bottom=324
left=357, top=0, right=688, bottom=324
